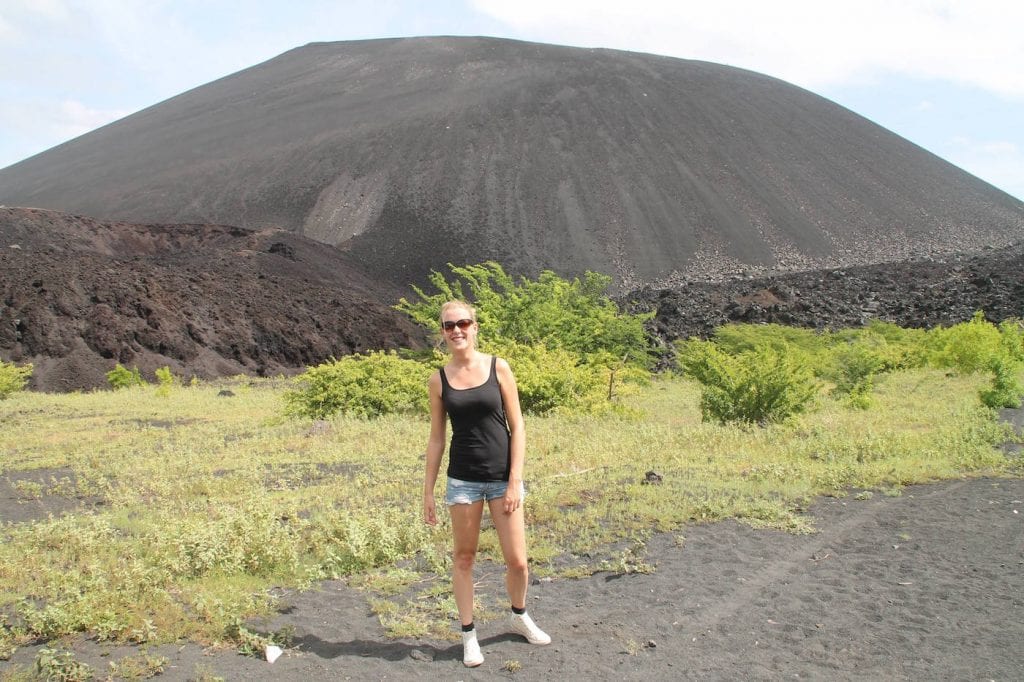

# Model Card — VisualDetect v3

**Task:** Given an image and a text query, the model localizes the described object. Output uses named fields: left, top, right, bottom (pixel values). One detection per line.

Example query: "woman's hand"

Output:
left=503, top=478, right=523, bottom=514
left=423, top=493, right=438, bottom=526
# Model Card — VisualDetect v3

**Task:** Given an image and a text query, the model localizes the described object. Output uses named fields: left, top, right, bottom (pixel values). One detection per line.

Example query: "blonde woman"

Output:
left=422, top=300, right=550, bottom=667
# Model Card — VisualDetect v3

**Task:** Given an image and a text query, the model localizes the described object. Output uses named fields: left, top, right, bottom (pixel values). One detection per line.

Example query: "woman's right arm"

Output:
left=423, top=370, right=445, bottom=526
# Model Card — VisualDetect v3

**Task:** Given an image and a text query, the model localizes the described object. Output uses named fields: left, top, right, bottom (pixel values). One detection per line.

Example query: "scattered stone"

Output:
left=267, top=241, right=296, bottom=259
left=643, top=470, right=663, bottom=485
left=217, top=389, right=235, bottom=397
left=409, top=649, right=433, bottom=662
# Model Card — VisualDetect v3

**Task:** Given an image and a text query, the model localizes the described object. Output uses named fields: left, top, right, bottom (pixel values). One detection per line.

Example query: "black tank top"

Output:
left=440, top=355, right=511, bottom=482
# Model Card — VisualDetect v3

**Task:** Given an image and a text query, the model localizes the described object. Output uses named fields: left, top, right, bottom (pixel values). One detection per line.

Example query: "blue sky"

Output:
left=2, top=0, right=1021, bottom=200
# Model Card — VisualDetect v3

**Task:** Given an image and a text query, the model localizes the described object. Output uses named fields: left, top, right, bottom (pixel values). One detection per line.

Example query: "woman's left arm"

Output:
left=496, top=357, right=526, bottom=514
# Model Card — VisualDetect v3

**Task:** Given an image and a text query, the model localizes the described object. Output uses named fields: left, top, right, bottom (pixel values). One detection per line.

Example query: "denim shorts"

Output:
left=445, top=477, right=526, bottom=506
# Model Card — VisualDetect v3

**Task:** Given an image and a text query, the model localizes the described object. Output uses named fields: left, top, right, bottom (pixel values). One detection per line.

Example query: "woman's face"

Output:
left=441, top=306, right=477, bottom=350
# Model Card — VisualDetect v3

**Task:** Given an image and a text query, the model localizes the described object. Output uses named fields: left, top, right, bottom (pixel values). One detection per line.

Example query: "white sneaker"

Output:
left=510, top=612, right=551, bottom=645
left=462, top=629, right=484, bottom=667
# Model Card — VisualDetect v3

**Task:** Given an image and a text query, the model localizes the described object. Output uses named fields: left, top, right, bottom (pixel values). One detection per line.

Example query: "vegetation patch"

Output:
left=0, top=360, right=33, bottom=400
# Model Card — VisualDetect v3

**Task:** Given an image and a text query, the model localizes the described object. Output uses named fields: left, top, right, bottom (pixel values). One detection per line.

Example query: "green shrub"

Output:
left=157, top=500, right=303, bottom=578
left=35, top=647, right=93, bottom=682
left=107, top=364, right=145, bottom=390
left=998, top=318, right=1024, bottom=362
left=848, top=320, right=929, bottom=371
left=713, top=323, right=828, bottom=364
left=713, top=321, right=927, bottom=382
left=390, top=262, right=654, bottom=416
left=678, top=340, right=818, bottom=425
left=924, top=313, right=1024, bottom=408
left=395, top=261, right=654, bottom=369
left=979, top=355, right=1024, bottom=409
left=491, top=340, right=608, bottom=415
left=317, top=509, right=431, bottom=577
left=106, top=652, right=169, bottom=678
left=928, top=311, right=1003, bottom=374
left=155, top=366, right=178, bottom=387
left=0, top=359, right=32, bottom=398
left=828, top=331, right=890, bottom=408
left=284, top=351, right=434, bottom=419
left=154, top=366, right=179, bottom=397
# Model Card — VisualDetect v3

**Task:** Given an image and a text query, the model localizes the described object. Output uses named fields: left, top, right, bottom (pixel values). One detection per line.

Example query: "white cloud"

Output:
left=67, top=1, right=219, bottom=90
left=0, top=0, right=71, bottom=23
left=470, top=0, right=1024, bottom=98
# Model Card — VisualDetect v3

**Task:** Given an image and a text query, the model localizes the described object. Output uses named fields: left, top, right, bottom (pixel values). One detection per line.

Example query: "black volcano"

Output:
left=2, top=36, right=1021, bottom=290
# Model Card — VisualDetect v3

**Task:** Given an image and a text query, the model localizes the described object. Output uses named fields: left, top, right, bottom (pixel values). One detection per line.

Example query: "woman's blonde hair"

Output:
left=439, top=300, right=477, bottom=324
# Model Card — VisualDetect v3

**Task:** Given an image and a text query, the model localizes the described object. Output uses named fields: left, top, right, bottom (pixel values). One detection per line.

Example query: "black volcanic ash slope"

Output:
left=0, top=207, right=426, bottom=391
left=1, top=37, right=1021, bottom=289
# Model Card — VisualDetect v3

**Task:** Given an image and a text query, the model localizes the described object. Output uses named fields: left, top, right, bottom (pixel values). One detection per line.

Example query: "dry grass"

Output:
left=0, top=369, right=1017, bottom=652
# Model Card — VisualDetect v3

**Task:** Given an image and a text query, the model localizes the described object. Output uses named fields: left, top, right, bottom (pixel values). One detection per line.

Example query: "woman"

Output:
left=423, top=300, right=551, bottom=668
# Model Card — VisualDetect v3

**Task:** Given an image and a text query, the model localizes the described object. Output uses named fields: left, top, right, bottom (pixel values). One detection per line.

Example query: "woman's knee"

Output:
left=453, top=550, right=477, bottom=572
left=505, top=555, right=528, bottom=575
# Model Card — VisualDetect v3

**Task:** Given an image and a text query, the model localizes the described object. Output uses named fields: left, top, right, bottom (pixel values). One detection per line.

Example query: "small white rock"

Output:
left=265, top=645, right=283, bottom=663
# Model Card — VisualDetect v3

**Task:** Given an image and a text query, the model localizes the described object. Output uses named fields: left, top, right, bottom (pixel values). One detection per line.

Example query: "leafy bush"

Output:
left=0, top=359, right=32, bottom=399
left=985, top=320, right=1024, bottom=408
left=979, top=355, right=1024, bottom=409
left=491, top=340, right=607, bottom=415
left=317, top=509, right=432, bottom=576
left=34, top=647, right=93, bottom=682
left=155, top=366, right=178, bottom=387
left=395, top=261, right=654, bottom=369
left=155, top=366, right=179, bottom=397
left=284, top=351, right=434, bottom=419
left=927, top=311, right=1004, bottom=374
left=389, top=262, right=654, bottom=415
left=158, top=500, right=303, bottom=578
left=998, top=318, right=1024, bottom=362
left=828, top=331, right=890, bottom=409
left=840, top=320, right=929, bottom=373
left=678, top=340, right=818, bottom=425
left=922, top=313, right=1024, bottom=408
left=107, top=364, right=145, bottom=390
left=712, top=323, right=828, bottom=367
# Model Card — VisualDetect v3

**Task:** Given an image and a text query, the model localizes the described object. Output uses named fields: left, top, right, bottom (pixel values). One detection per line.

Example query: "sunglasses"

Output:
left=442, top=318, right=474, bottom=332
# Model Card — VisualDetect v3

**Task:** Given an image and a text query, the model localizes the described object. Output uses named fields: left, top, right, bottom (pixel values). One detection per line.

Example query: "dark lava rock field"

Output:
left=626, top=244, right=1024, bottom=346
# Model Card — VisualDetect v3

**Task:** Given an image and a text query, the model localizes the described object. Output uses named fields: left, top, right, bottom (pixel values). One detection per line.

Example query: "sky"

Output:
left=1, top=0, right=1021, bottom=201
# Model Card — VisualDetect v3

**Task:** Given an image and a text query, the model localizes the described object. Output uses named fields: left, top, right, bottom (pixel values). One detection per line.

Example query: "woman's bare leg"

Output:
left=487, top=499, right=528, bottom=608
left=449, top=500, right=485, bottom=625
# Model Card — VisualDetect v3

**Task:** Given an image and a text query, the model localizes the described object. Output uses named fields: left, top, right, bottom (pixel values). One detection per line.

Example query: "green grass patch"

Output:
left=0, top=370, right=1018, bottom=651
